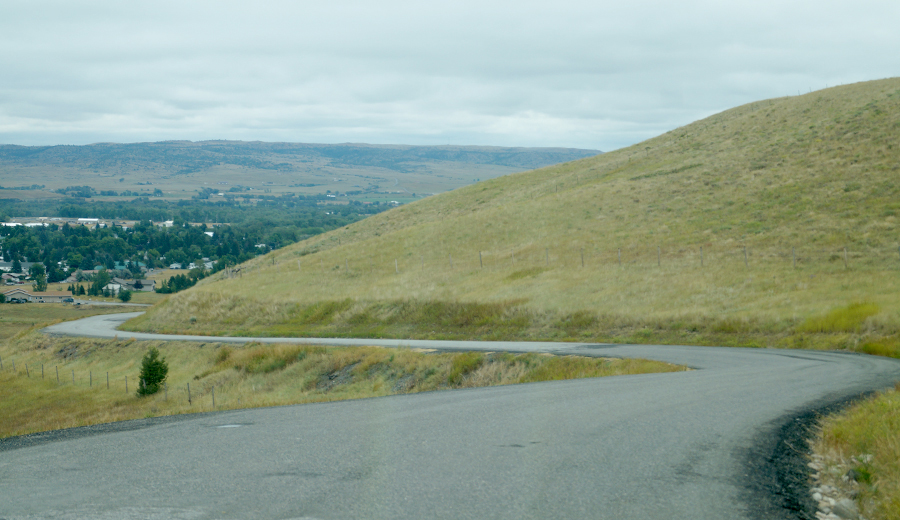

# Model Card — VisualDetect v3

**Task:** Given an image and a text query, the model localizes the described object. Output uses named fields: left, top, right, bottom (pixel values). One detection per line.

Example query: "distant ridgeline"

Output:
left=0, top=141, right=601, bottom=175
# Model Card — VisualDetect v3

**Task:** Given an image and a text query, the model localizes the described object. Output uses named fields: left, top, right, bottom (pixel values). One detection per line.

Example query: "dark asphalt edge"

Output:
left=0, top=412, right=215, bottom=453
left=740, top=390, right=881, bottom=520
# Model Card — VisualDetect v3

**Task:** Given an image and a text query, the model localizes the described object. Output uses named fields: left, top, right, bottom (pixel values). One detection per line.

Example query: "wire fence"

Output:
left=281, top=243, right=900, bottom=276
left=0, top=359, right=222, bottom=408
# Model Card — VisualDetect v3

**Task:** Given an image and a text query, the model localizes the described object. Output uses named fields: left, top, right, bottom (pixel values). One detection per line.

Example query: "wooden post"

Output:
left=42, top=364, right=44, bottom=379
left=843, top=247, right=848, bottom=269
left=744, top=247, right=748, bottom=268
left=212, top=386, right=215, bottom=408
left=188, top=383, right=192, bottom=405
left=56, top=366, right=59, bottom=383
left=72, top=370, right=74, bottom=384
left=125, top=376, right=128, bottom=393
left=581, top=248, right=585, bottom=268
left=395, top=259, right=398, bottom=274
left=421, top=255, right=424, bottom=269
left=546, top=248, right=549, bottom=266
left=298, top=260, right=301, bottom=272
left=700, top=246, right=704, bottom=267
left=107, top=371, right=109, bottom=389
left=26, top=364, right=29, bottom=378
left=618, top=248, right=621, bottom=266
left=479, top=251, right=483, bottom=268
left=90, top=371, right=92, bottom=387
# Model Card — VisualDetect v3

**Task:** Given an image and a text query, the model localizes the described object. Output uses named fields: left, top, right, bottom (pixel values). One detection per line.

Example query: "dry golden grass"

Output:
left=813, top=385, right=900, bottom=520
left=0, top=331, right=681, bottom=439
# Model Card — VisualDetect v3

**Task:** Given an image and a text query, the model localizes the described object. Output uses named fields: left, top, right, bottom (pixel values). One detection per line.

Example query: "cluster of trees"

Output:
left=0, top=200, right=379, bottom=281
left=155, top=269, right=207, bottom=294
left=0, top=195, right=384, bottom=225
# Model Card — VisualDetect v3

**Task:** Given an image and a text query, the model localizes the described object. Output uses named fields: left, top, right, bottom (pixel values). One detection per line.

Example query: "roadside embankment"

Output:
left=0, top=331, right=681, bottom=439
left=809, top=385, right=900, bottom=520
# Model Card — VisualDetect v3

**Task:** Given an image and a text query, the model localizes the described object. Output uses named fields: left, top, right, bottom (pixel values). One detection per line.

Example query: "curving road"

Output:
left=1, top=313, right=898, bottom=519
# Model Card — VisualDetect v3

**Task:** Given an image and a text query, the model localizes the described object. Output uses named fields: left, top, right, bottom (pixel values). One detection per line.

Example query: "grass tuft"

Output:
left=813, top=387, right=900, bottom=520
left=797, top=302, right=880, bottom=333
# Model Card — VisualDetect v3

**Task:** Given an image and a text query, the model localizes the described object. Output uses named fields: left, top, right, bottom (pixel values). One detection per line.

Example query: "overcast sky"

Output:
left=1, top=0, right=897, bottom=151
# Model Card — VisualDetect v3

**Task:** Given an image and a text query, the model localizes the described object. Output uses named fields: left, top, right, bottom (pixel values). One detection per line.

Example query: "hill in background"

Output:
left=126, top=78, right=900, bottom=353
left=0, top=142, right=600, bottom=205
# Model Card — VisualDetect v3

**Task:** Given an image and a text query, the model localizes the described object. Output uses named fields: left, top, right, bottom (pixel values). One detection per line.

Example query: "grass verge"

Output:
left=812, top=384, right=900, bottom=519
left=123, top=298, right=900, bottom=358
left=0, top=331, right=682, bottom=439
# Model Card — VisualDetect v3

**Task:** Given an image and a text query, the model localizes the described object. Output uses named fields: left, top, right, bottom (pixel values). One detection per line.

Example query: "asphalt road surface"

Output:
left=1, top=313, right=898, bottom=519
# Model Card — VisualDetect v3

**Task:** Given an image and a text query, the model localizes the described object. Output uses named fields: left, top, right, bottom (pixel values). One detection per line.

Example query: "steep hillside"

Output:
left=126, top=78, right=900, bottom=351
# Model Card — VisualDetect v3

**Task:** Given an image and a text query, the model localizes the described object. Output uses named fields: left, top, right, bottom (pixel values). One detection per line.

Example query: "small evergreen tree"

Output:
left=118, top=289, right=132, bottom=302
left=137, top=347, right=168, bottom=396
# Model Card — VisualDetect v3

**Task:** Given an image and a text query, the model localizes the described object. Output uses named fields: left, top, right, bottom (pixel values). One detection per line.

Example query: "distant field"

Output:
left=0, top=190, right=63, bottom=200
left=0, top=304, right=134, bottom=342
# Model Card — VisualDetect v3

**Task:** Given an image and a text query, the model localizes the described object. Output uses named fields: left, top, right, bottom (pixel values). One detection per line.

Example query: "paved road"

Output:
left=2, top=314, right=899, bottom=519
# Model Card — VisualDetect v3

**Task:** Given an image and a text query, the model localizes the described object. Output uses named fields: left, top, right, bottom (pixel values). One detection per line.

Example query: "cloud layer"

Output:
left=1, top=0, right=897, bottom=150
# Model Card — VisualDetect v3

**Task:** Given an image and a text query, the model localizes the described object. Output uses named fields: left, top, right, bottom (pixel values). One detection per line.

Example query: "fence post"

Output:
left=546, top=248, right=549, bottom=266
left=125, top=376, right=128, bottom=393
left=618, top=248, right=621, bottom=266
left=744, top=247, right=748, bottom=268
left=843, top=247, right=848, bottom=269
left=90, top=371, right=92, bottom=387
left=0, top=355, right=2, bottom=370
left=395, top=259, right=398, bottom=274
left=479, top=251, right=483, bottom=268
left=581, top=248, right=585, bottom=268
left=107, top=372, right=109, bottom=389
left=188, top=383, right=192, bottom=405
left=26, top=364, right=29, bottom=378
left=72, top=370, right=74, bottom=384
left=792, top=247, right=796, bottom=268
left=56, top=366, right=59, bottom=383
left=212, top=386, right=215, bottom=408
left=701, top=246, right=704, bottom=267
left=42, top=364, right=44, bottom=379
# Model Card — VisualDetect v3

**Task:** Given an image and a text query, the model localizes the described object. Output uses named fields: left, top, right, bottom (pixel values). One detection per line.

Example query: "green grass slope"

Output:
left=127, top=78, right=900, bottom=353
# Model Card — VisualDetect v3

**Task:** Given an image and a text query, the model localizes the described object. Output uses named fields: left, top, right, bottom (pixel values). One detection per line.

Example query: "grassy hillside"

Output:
left=126, top=78, right=900, bottom=353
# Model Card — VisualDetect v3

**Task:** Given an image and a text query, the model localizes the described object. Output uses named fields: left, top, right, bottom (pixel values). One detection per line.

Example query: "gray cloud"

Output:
left=1, top=0, right=897, bottom=150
